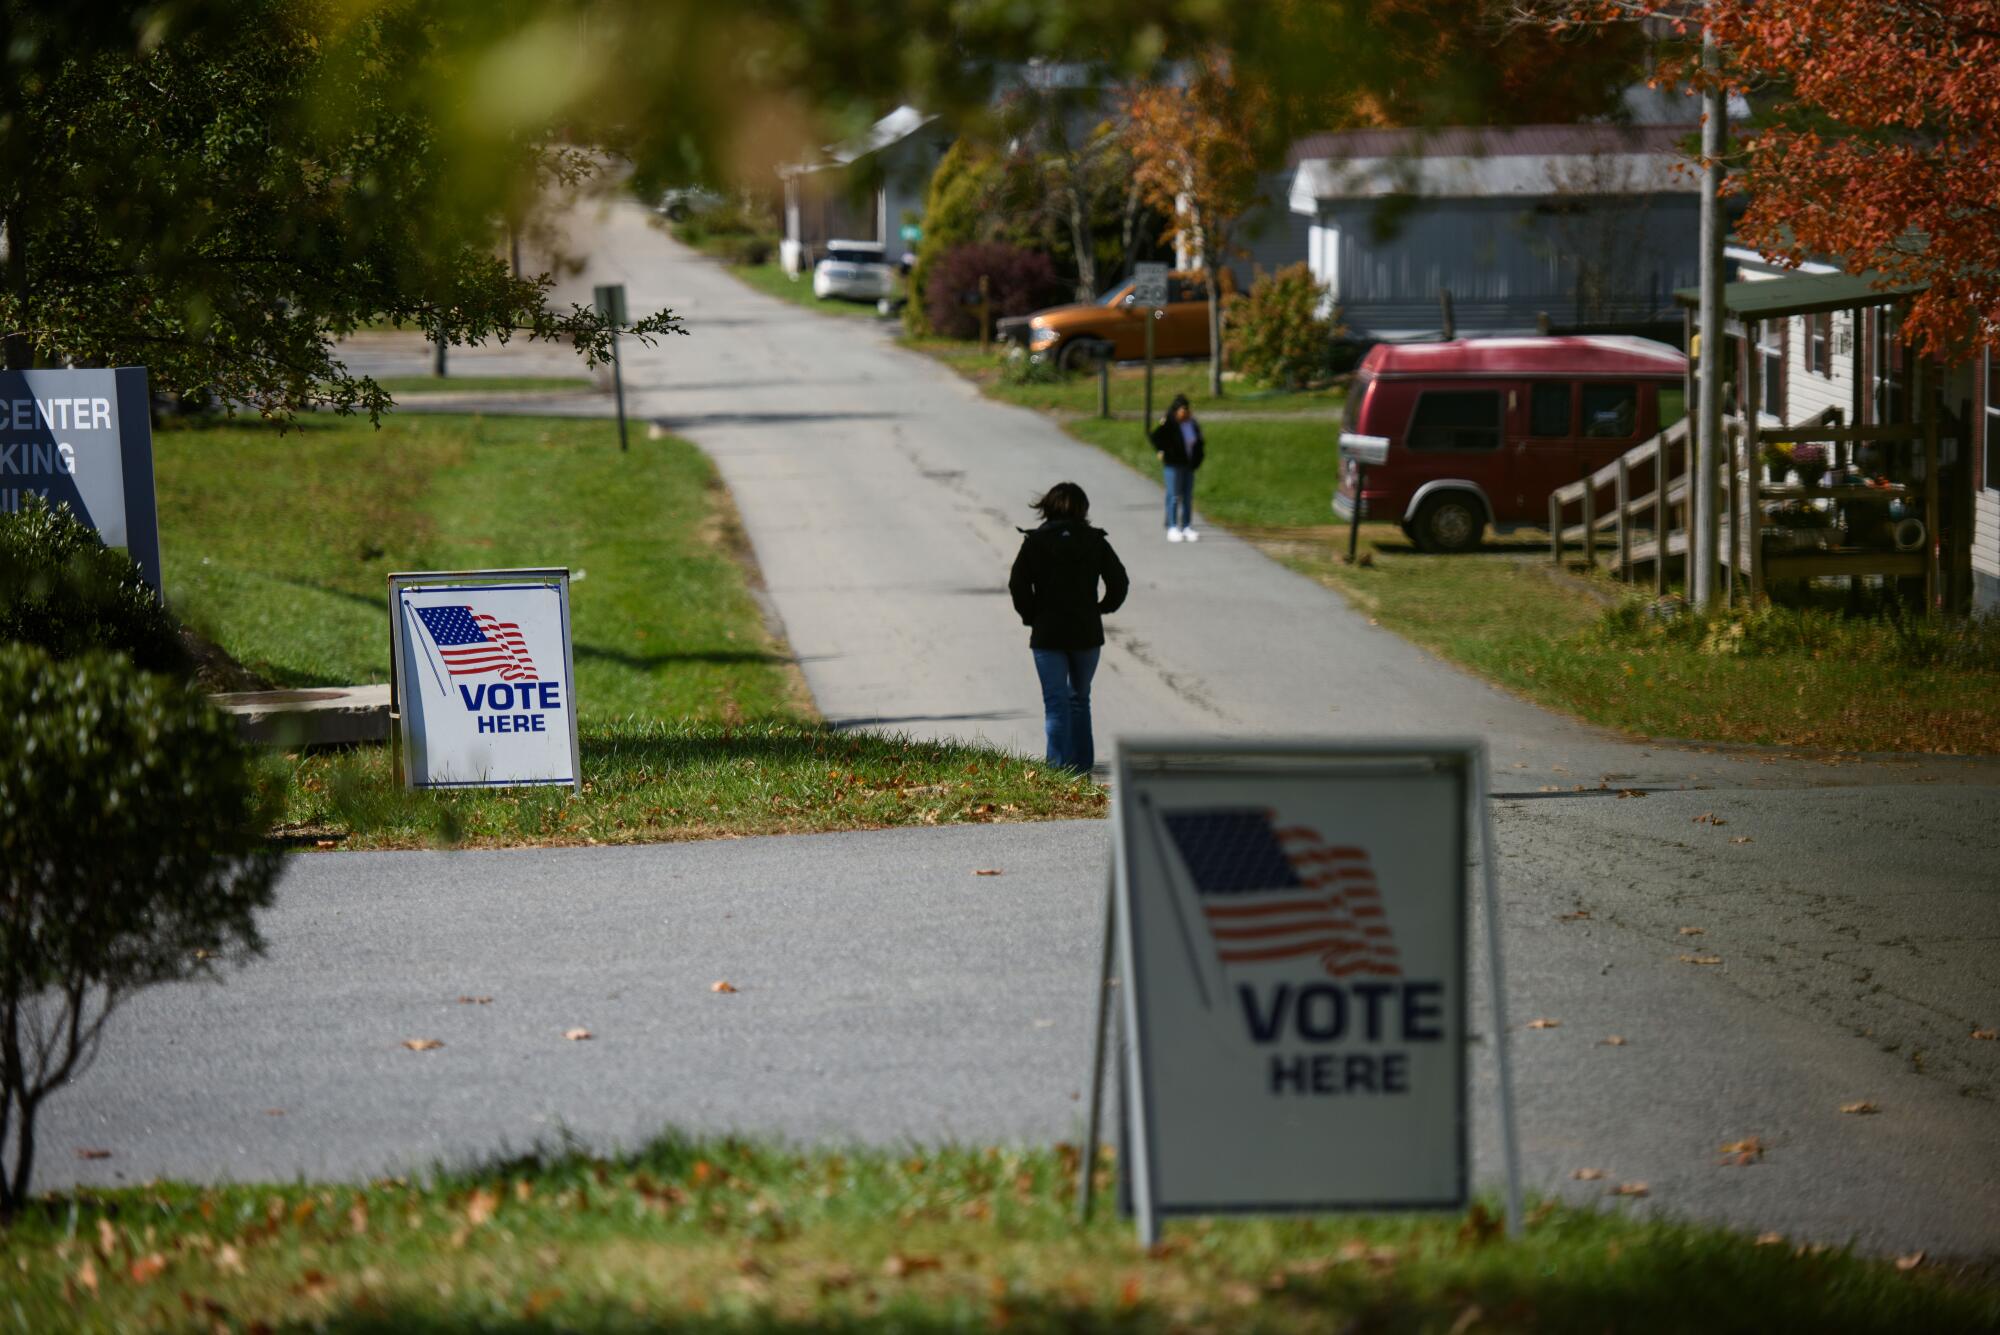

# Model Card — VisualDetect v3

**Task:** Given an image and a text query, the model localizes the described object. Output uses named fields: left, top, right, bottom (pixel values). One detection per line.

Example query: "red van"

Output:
left=1335, top=336, right=1687, bottom=552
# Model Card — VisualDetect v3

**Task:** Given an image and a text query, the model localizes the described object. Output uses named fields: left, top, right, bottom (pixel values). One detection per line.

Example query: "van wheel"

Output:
left=1412, top=494, right=1485, bottom=553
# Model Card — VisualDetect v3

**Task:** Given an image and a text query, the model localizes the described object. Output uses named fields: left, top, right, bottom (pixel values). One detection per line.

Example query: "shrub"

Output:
left=999, top=351, right=1064, bottom=386
left=1223, top=262, right=1342, bottom=390
left=718, top=233, right=775, bottom=267
left=906, top=140, right=1008, bottom=334
left=1590, top=599, right=2000, bottom=672
left=0, top=645, right=282, bottom=1212
left=923, top=242, right=1063, bottom=341
left=0, top=495, right=188, bottom=675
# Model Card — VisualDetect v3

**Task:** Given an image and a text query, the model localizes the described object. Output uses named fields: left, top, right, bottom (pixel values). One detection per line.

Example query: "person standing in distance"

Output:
left=1007, top=482, right=1129, bottom=776
left=1150, top=393, right=1205, bottom=542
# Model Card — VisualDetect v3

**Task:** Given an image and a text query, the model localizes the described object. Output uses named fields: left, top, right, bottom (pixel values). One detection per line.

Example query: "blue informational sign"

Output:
left=0, top=367, right=161, bottom=591
left=388, top=569, right=581, bottom=790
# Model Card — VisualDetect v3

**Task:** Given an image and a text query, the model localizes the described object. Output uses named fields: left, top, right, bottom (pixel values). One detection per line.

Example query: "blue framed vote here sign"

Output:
left=388, top=569, right=581, bottom=791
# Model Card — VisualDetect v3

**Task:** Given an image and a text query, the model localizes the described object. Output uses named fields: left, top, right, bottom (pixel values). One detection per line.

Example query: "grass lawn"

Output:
left=902, top=334, right=1343, bottom=418
left=374, top=375, right=594, bottom=396
left=1049, top=412, right=2000, bottom=754
left=16, top=1138, right=1995, bottom=1333
left=156, top=414, right=1102, bottom=847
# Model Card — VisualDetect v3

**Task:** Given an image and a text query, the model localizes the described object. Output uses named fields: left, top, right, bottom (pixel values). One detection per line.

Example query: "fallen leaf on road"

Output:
left=1556, top=909, right=1591, bottom=921
left=402, top=1038, right=444, bottom=1051
left=1609, top=1182, right=1649, bottom=1197
left=1600, top=1035, right=1628, bottom=1046
left=1678, top=954, right=1723, bottom=966
left=128, top=1254, right=166, bottom=1284
left=1526, top=1018, right=1560, bottom=1029
left=74, top=1148, right=111, bottom=1160
left=1840, top=1101, right=1880, bottom=1115
left=1895, top=1252, right=1925, bottom=1271
left=456, top=996, right=492, bottom=1005
left=1718, top=1136, right=1766, bottom=1166
left=1538, top=785, right=1561, bottom=793
left=563, top=1028, right=593, bottom=1042
left=1678, top=926, right=1706, bottom=936
left=1693, top=812, right=1727, bottom=825
left=1571, top=1168, right=1604, bottom=1181
left=973, top=868, right=1003, bottom=876
left=1973, top=1029, right=1996, bottom=1041
left=1617, top=789, right=1645, bottom=799
left=263, top=1108, right=285, bottom=1116
left=882, top=1253, right=942, bottom=1279
left=1729, top=836, right=1752, bottom=844
left=711, top=980, right=738, bottom=994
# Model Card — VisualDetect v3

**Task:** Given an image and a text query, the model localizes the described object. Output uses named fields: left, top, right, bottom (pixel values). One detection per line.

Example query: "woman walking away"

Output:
left=1150, top=393, right=1205, bottom=542
left=1008, top=482, right=1129, bottom=776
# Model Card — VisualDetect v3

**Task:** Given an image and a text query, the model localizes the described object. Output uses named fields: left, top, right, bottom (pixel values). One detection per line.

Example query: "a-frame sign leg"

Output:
left=1078, top=865, right=1117, bottom=1223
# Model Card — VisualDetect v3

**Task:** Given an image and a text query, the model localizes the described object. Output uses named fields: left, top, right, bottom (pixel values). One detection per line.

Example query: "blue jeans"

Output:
left=1032, top=647, right=1101, bottom=774
left=1163, top=464, right=1194, bottom=529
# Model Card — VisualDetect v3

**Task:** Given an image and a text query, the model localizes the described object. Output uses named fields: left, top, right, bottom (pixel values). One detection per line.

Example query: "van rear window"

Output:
left=1406, top=390, right=1502, bottom=452
left=1342, top=374, right=1371, bottom=434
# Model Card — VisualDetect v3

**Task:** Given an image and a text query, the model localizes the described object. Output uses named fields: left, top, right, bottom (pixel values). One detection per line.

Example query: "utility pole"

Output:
left=1693, top=20, right=1726, bottom=607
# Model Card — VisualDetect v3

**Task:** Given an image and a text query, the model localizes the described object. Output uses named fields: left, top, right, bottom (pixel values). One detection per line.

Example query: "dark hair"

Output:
left=1031, top=482, right=1089, bottom=522
left=1164, top=393, right=1193, bottom=423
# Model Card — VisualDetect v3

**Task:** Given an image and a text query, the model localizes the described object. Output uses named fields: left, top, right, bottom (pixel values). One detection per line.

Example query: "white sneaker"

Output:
left=1182, top=527, right=1199, bottom=542
left=1167, top=527, right=1184, bottom=543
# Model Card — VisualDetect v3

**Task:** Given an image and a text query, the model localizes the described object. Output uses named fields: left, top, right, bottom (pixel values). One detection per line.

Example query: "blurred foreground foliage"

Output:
left=0, top=644, right=281, bottom=1214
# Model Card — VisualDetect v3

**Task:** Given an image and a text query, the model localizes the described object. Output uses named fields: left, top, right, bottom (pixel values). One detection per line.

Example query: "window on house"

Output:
left=1580, top=383, right=1639, bottom=438
left=1761, top=320, right=1786, bottom=418
left=1530, top=383, right=1572, bottom=437
left=1809, top=311, right=1832, bottom=376
left=1986, top=348, right=1999, bottom=493
left=1406, top=390, right=1503, bottom=452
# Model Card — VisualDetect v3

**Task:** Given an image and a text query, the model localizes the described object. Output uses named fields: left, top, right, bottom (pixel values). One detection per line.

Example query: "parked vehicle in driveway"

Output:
left=1335, top=336, right=1687, bottom=552
left=1018, top=273, right=1215, bottom=370
left=654, top=186, right=726, bottom=220
left=812, top=241, right=898, bottom=302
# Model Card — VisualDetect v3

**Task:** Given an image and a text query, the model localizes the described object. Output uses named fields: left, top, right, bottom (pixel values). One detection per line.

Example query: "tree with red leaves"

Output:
left=1701, top=0, right=2000, bottom=362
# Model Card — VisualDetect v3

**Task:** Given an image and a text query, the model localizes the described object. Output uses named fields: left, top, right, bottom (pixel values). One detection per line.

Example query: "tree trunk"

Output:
left=1066, top=181, right=1096, bottom=302
left=3, top=1094, right=35, bottom=1216
left=1204, top=242, right=1223, bottom=398
left=4, top=207, right=30, bottom=371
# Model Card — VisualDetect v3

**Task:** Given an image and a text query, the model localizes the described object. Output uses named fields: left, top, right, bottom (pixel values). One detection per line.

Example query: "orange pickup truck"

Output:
left=1013, top=273, right=1217, bottom=370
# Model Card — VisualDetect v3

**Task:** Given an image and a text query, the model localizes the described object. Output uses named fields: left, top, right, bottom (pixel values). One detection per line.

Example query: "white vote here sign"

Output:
left=1087, top=739, right=1520, bottom=1244
left=390, top=571, right=580, bottom=790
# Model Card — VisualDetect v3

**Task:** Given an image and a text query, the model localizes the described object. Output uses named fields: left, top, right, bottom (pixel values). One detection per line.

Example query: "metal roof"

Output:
left=1672, top=271, right=1927, bottom=318
left=1287, top=123, right=1693, bottom=167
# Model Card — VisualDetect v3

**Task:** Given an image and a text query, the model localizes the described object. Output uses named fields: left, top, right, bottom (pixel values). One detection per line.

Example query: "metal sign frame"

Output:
left=0, top=366, right=161, bottom=593
left=387, top=567, right=581, bottom=793
left=1132, top=262, right=1170, bottom=312
left=1079, top=736, right=1522, bottom=1245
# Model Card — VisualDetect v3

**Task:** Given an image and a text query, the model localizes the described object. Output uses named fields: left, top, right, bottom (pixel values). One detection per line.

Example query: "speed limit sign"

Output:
left=1132, top=262, right=1169, bottom=311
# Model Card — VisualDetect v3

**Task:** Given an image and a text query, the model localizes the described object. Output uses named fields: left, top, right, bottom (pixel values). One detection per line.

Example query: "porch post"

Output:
left=1693, top=27, right=1727, bottom=608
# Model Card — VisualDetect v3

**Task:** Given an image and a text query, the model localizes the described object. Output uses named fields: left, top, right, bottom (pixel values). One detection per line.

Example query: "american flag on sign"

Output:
left=1159, top=808, right=1401, bottom=980
left=413, top=605, right=539, bottom=682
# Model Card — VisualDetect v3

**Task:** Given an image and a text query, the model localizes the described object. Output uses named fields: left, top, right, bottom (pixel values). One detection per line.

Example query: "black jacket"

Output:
left=1008, top=520, right=1129, bottom=650
left=1151, top=416, right=1205, bottom=470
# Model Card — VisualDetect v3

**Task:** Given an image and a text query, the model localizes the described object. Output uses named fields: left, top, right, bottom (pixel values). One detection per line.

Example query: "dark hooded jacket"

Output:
left=1150, top=414, right=1205, bottom=469
left=1008, top=520, right=1129, bottom=650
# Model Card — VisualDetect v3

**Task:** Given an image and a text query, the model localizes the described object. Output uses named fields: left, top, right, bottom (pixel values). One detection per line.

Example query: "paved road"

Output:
left=49, top=192, right=2000, bottom=1256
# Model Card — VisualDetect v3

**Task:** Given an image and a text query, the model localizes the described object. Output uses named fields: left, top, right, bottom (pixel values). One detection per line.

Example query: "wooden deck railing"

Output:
left=1550, top=403, right=1941, bottom=606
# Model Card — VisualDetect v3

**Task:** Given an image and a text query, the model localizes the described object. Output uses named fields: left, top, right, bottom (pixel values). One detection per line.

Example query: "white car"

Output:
left=811, top=241, right=897, bottom=302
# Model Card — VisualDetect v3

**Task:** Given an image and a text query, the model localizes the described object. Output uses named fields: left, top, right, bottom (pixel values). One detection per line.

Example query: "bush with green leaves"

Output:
left=1223, top=262, right=1342, bottom=390
left=0, top=645, right=282, bottom=1214
left=0, top=496, right=188, bottom=676
left=1592, top=599, right=2000, bottom=671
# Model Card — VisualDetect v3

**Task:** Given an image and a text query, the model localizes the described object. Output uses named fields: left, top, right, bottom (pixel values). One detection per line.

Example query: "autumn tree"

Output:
left=1125, top=58, right=1267, bottom=397
left=0, top=1, right=681, bottom=422
left=1700, top=1, right=2000, bottom=362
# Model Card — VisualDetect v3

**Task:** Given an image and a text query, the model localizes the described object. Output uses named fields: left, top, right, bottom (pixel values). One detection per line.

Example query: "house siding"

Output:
left=1303, top=194, right=1699, bottom=340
